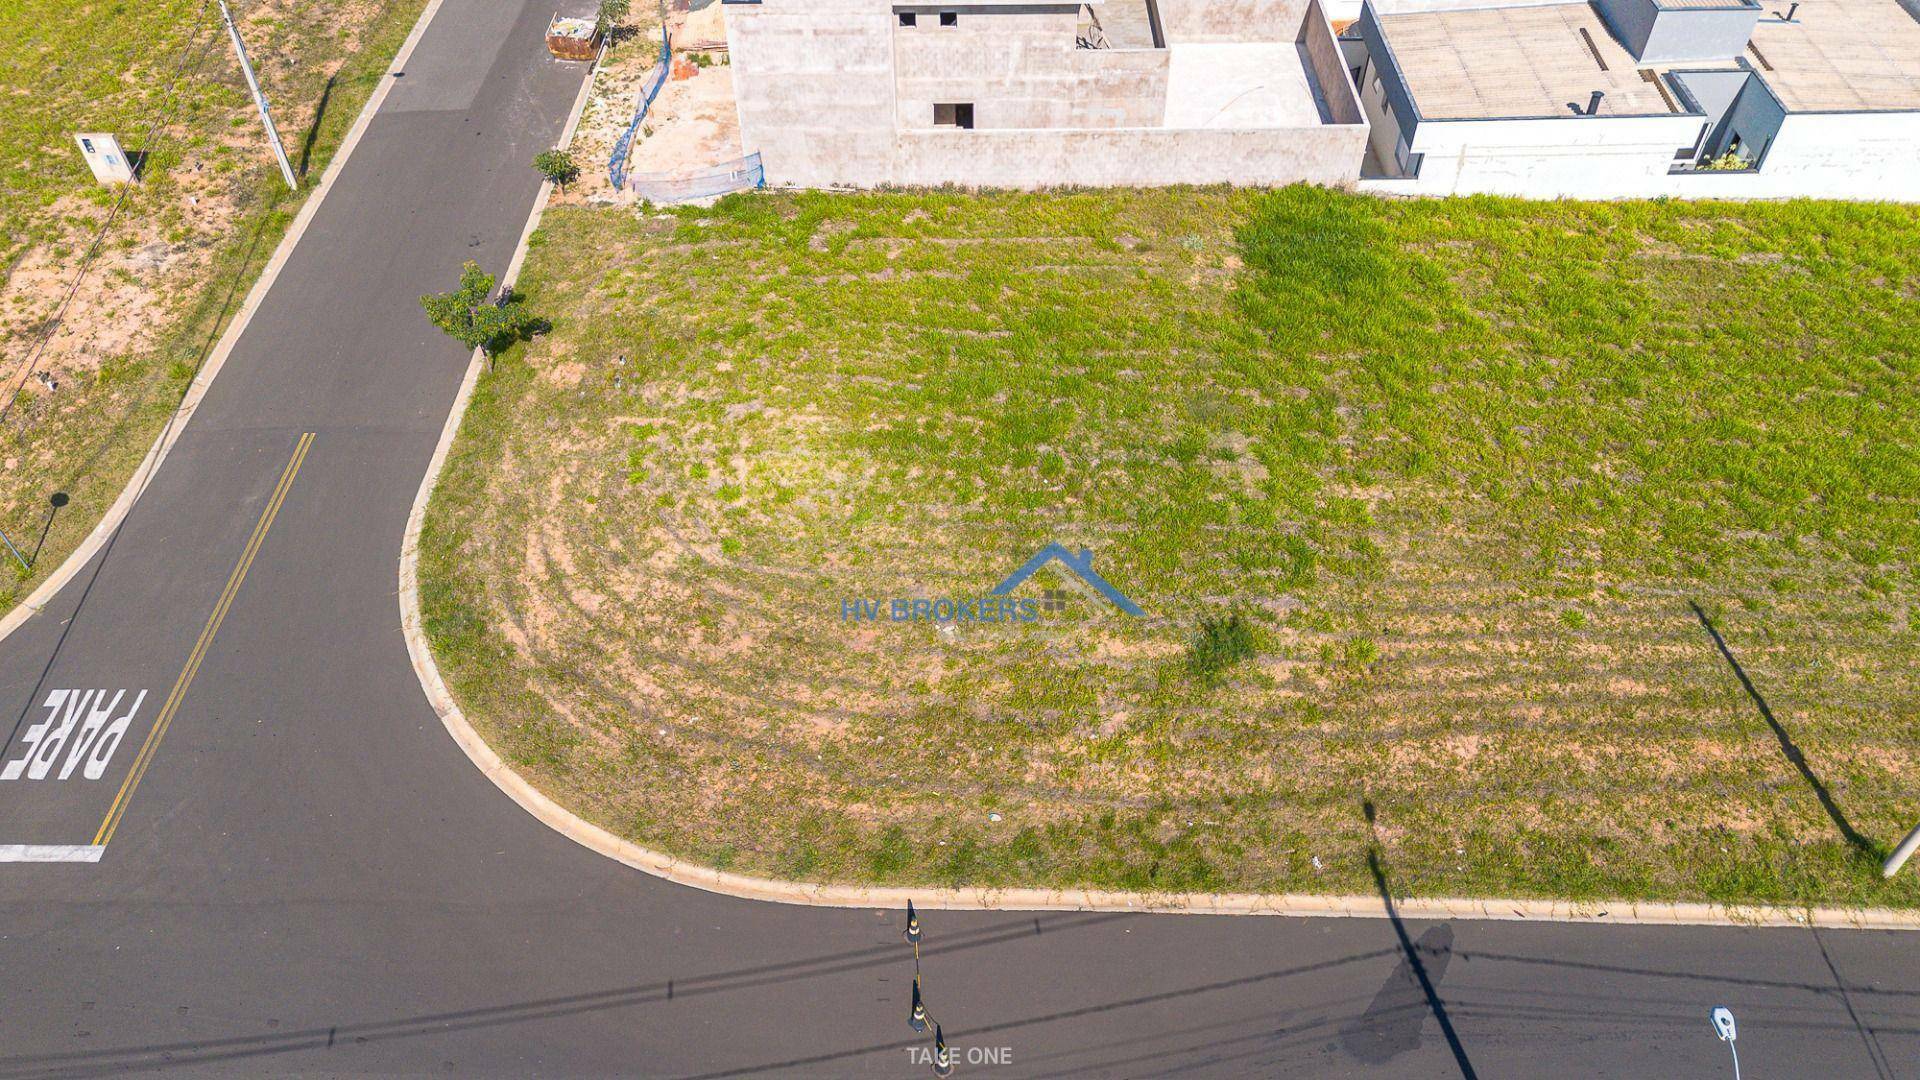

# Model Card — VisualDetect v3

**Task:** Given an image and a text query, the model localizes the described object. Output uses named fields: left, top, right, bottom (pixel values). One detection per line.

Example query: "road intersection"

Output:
left=1, top=2, right=1916, bottom=1075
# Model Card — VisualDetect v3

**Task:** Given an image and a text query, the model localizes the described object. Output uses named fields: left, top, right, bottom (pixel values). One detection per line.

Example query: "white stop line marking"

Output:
left=0, top=845, right=104, bottom=863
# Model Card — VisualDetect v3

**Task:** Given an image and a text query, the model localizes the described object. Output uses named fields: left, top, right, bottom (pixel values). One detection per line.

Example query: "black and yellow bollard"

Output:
left=909, top=975, right=929, bottom=1032
left=932, top=1023, right=954, bottom=1077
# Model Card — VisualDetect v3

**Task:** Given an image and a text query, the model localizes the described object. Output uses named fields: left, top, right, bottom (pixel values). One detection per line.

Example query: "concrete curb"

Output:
left=0, top=0, right=450, bottom=648
left=397, top=45, right=1920, bottom=934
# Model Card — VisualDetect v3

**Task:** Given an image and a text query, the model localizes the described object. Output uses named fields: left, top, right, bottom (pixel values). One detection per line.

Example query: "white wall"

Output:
left=1687, top=111, right=1920, bottom=201
left=1387, top=115, right=1706, bottom=198
left=1361, top=109, right=1920, bottom=200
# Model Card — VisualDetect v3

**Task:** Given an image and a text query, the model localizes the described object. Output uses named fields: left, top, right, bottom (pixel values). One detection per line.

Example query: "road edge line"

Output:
left=396, top=45, right=1920, bottom=934
left=0, top=0, right=449, bottom=648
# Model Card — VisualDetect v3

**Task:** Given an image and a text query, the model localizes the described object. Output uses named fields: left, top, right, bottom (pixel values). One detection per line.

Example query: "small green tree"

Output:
left=532, top=148, right=580, bottom=190
left=420, top=261, right=539, bottom=365
left=595, top=0, right=631, bottom=37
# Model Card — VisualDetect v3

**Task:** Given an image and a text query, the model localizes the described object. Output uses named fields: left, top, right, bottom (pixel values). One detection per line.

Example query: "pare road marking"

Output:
left=1, top=689, right=148, bottom=782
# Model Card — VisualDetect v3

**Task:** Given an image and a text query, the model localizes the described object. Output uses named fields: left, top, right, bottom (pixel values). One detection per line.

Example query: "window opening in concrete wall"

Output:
left=934, top=102, right=975, bottom=128
left=940, top=11, right=958, bottom=26
left=899, top=12, right=916, bottom=26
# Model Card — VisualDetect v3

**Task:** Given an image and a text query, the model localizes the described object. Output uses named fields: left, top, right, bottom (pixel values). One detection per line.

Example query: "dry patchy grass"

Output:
left=421, top=188, right=1920, bottom=906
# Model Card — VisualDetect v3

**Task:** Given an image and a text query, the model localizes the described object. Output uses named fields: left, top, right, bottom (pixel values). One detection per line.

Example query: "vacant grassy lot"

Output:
left=421, top=188, right=1920, bottom=907
left=0, top=0, right=424, bottom=610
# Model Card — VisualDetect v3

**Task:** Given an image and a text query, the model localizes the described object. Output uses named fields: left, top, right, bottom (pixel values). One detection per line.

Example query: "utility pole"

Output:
left=218, top=0, right=298, bottom=190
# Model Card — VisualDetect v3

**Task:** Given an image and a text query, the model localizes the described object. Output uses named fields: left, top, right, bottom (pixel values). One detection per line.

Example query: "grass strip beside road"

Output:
left=421, top=188, right=1920, bottom=907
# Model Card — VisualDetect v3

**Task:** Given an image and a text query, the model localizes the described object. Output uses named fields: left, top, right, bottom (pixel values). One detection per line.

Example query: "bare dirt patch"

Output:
left=561, top=1, right=742, bottom=206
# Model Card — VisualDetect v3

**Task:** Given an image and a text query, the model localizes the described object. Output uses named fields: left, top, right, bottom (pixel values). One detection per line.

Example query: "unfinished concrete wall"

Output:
left=729, top=0, right=1372, bottom=191
left=1156, top=0, right=1315, bottom=40
left=725, top=0, right=897, bottom=187
left=893, top=123, right=1366, bottom=186
left=894, top=8, right=1170, bottom=130
left=1299, top=0, right=1364, bottom=123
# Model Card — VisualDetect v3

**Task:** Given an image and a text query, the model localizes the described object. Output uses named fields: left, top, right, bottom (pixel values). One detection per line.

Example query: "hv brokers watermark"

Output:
left=839, top=543, right=1145, bottom=624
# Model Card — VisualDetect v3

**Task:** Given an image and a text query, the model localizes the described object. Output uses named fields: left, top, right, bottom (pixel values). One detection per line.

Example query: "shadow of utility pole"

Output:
left=1689, top=600, right=1879, bottom=859
left=296, top=74, right=337, bottom=179
left=1343, top=801, right=1478, bottom=1079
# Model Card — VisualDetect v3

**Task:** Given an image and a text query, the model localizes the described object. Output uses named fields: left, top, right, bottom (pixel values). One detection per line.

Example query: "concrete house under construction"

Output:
left=718, top=0, right=1370, bottom=188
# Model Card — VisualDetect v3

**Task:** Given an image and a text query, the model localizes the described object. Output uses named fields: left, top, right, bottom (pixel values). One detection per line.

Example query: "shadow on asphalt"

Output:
left=1689, top=600, right=1881, bottom=860
left=677, top=941, right=1402, bottom=1080
left=0, top=912, right=1150, bottom=1078
left=1341, top=920, right=1459, bottom=1066
left=1354, top=798, right=1479, bottom=1078
left=0, top=905, right=1406, bottom=1080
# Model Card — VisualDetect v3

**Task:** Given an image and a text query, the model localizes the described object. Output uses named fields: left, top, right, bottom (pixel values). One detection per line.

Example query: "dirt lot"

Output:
left=419, top=189, right=1920, bottom=908
left=563, top=1, right=741, bottom=205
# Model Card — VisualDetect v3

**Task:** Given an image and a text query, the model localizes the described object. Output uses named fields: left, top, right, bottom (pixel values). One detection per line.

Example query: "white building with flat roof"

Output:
left=1347, top=0, right=1920, bottom=198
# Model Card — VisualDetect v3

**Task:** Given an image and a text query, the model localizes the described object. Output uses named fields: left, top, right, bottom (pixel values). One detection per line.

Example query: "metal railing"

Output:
left=607, top=24, right=672, bottom=190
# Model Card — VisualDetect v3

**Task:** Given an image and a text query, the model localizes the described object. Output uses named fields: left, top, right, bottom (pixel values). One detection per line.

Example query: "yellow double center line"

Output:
left=94, top=432, right=315, bottom=847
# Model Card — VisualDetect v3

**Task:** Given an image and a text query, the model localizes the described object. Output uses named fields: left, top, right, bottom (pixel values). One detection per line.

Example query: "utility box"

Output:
left=546, top=14, right=598, bottom=60
left=74, top=133, right=136, bottom=184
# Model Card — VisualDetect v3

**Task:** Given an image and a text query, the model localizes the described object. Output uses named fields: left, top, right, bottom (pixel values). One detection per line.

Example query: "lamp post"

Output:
left=1711, top=1006, right=1740, bottom=1080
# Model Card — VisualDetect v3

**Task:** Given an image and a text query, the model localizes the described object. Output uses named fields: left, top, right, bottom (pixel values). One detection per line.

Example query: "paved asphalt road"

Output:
left=2, top=3, right=1918, bottom=1076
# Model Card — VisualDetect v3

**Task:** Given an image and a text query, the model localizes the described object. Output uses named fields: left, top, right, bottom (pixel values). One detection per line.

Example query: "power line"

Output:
left=0, top=0, right=226, bottom=438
